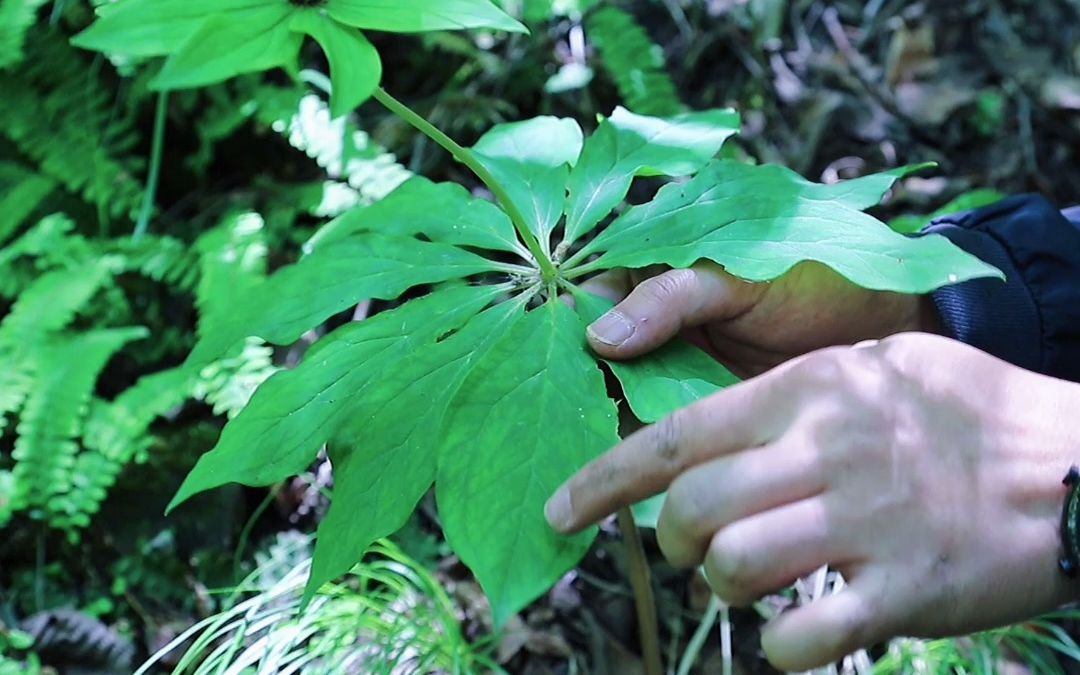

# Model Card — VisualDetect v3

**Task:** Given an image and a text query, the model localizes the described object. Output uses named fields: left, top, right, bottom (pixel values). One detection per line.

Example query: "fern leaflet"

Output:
left=10, top=327, right=148, bottom=523
left=586, top=6, right=683, bottom=117
left=0, top=0, right=49, bottom=70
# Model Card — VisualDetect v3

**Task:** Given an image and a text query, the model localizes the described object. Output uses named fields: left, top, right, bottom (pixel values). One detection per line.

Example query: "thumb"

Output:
left=586, top=264, right=755, bottom=359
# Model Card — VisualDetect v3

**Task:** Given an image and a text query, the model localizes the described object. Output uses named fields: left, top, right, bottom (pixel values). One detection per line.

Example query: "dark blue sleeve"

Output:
left=923, top=195, right=1080, bottom=382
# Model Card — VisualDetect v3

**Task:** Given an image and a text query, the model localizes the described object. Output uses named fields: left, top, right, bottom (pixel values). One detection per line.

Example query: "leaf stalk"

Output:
left=372, top=88, right=559, bottom=282
left=133, top=89, right=169, bottom=240
left=617, top=507, right=663, bottom=675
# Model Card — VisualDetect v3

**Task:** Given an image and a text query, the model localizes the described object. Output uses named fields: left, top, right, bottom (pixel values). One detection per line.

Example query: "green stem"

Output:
left=134, top=90, right=169, bottom=240
left=562, top=258, right=604, bottom=281
left=676, top=594, right=721, bottom=675
left=372, top=87, right=558, bottom=281
left=617, top=507, right=663, bottom=675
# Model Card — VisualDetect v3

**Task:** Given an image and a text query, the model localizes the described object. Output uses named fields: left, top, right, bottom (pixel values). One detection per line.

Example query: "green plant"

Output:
left=72, top=0, right=526, bottom=119
left=873, top=613, right=1080, bottom=675
left=72, top=0, right=1004, bottom=667
left=154, top=100, right=998, bottom=627
left=139, top=533, right=498, bottom=675
left=0, top=211, right=272, bottom=536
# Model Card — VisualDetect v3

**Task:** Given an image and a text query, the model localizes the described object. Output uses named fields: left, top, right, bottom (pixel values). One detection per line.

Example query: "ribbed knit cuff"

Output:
left=924, top=195, right=1080, bottom=382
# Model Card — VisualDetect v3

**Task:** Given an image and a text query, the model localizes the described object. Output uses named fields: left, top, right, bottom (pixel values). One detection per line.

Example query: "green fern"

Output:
left=0, top=0, right=49, bottom=70
left=0, top=31, right=144, bottom=221
left=189, top=213, right=279, bottom=418
left=586, top=6, right=683, bottom=117
left=0, top=162, right=55, bottom=246
left=56, top=366, right=194, bottom=530
left=0, top=258, right=117, bottom=349
left=10, top=327, right=148, bottom=524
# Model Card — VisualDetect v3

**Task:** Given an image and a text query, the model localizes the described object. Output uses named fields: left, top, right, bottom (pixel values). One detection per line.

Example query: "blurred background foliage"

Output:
left=1, top=0, right=1079, bottom=673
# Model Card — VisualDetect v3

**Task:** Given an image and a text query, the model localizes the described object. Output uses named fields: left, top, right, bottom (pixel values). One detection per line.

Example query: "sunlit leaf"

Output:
left=169, top=285, right=504, bottom=511
left=437, top=300, right=619, bottom=626
left=327, top=0, right=527, bottom=33
left=308, top=177, right=522, bottom=255
left=579, top=160, right=1003, bottom=293
left=473, top=117, right=583, bottom=252
left=305, top=296, right=527, bottom=601
left=291, top=11, right=382, bottom=117
left=562, top=107, right=740, bottom=246
left=151, top=7, right=302, bottom=90
left=71, top=0, right=265, bottom=57
left=572, top=290, right=738, bottom=423
left=189, top=233, right=499, bottom=366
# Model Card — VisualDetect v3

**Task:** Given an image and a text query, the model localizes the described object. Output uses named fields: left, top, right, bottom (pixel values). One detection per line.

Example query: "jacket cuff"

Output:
left=924, top=194, right=1080, bottom=382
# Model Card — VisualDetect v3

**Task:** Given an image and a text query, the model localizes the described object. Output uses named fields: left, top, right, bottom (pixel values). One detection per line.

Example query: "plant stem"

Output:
left=562, top=258, right=603, bottom=281
left=676, top=594, right=722, bottom=675
left=617, top=507, right=663, bottom=675
left=372, top=87, right=558, bottom=281
left=134, top=90, right=169, bottom=240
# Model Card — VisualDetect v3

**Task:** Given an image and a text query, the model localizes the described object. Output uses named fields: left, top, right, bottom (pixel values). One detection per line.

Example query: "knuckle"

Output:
left=705, top=528, right=756, bottom=600
left=649, top=411, right=692, bottom=473
left=663, top=474, right=702, bottom=532
left=825, top=601, right=876, bottom=657
left=639, top=268, right=695, bottom=305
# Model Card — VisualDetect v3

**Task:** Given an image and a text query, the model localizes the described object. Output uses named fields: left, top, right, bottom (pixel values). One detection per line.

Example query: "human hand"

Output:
left=546, top=333, right=1079, bottom=670
left=582, top=262, right=941, bottom=377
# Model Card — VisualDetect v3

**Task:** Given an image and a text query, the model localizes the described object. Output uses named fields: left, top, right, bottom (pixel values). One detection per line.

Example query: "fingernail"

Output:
left=588, top=311, right=635, bottom=346
left=544, top=489, right=573, bottom=532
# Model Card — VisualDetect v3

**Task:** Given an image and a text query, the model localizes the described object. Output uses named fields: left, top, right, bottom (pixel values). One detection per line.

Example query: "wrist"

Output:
left=999, top=375, right=1080, bottom=610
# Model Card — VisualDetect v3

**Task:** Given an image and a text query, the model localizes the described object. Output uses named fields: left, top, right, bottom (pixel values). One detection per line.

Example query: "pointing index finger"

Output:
left=544, top=374, right=782, bottom=534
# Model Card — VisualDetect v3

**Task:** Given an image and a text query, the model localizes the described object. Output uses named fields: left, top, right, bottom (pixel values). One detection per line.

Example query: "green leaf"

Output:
left=291, top=11, right=382, bottom=118
left=437, top=300, right=620, bottom=626
left=572, top=290, right=739, bottom=424
left=581, top=160, right=1003, bottom=294
left=71, top=0, right=267, bottom=57
left=304, top=294, right=527, bottom=601
left=169, top=284, right=505, bottom=512
left=151, top=6, right=302, bottom=91
left=327, top=0, right=527, bottom=34
left=562, top=107, right=740, bottom=246
left=188, top=233, right=499, bottom=366
left=473, top=117, right=583, bottom=251
left=821, top=162, right=937, bottom=211
left=307, top=177, right=522, bottom=255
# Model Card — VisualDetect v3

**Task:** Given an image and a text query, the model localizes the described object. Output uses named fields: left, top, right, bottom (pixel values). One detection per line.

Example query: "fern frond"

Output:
left=56, top=367, right=193, bottom=530
left=194, top=212, right=268, bottom=324
left=0, top=32, right=144, bottom=220
left=586, top=6, right=684, bottom=117
left=193, top=339, right=278, bottom=419
left=0, top=257, right=117, bottom=349
left=0, top=352, right=34, bottom=435
left=0, top=162, right=55, bottom=246
left=10, top=327, right=148, bottom=523
left=257, top=91, right=411, bottom=206
left=0, top=469, right=14, bottom=528
left=188, top=213, right=277, bottom=417
left=0, top=0, right=49, bottom=70
left=109, top=235, right=202, bottom=293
